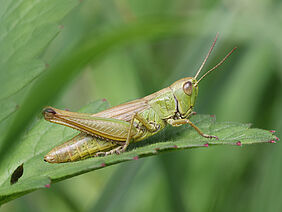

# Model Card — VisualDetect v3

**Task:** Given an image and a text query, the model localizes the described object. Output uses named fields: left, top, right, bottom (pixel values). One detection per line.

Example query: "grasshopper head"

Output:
left=170, top=34, right=237, bottom=118
left=170, top=77, right=199, bottom=118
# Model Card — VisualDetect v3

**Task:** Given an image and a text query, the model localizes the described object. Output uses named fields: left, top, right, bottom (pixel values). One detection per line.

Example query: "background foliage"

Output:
left=1, top=0, right=281, bottom=211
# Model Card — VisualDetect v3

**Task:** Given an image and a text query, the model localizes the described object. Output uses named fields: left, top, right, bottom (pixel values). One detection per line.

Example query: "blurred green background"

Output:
left=2, top=0, right=282, bottom=211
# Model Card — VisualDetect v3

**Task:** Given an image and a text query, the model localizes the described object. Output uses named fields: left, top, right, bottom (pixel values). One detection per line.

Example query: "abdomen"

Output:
left=44, top=133, right=118, bottom=163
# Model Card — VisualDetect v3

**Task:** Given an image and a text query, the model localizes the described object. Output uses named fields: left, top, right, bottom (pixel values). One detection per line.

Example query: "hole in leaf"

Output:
left=10, top=163, right=24, bottom=185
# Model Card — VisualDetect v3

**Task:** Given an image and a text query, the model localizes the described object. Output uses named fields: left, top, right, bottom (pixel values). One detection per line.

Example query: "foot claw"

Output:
left=203, top=134, right=218, bottom=140
left=93, top=145, right=127, bottom=158
left=211, top=135, right=219, bottom=140
left=191, top=112, right=197, bottom=116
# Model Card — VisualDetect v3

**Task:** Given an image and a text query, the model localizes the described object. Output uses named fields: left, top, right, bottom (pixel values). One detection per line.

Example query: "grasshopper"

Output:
left=43, top=35, right=236, bottom=163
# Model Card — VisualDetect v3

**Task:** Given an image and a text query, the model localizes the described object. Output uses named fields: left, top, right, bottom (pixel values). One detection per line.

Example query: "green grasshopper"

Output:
left=43, top=35, right=236, bottom=163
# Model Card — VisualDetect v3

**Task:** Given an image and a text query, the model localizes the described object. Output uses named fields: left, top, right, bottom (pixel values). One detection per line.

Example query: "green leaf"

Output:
left=0, top=0, right=79, bottom=150
left=0, top=100, right=277, bottom=205
left=0, top=0, right=78, bottom=204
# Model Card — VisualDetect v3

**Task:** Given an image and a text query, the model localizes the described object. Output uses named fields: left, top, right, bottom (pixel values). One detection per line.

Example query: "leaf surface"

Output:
left=0, top=0, right=79, bottom=204
left=0, top=0, right=79, bottom=149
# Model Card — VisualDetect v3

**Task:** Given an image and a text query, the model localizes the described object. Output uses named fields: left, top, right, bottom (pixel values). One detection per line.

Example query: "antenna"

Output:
left=194, top=47, right=237, bottom=87
left=194, top=33, right=219, bottom=79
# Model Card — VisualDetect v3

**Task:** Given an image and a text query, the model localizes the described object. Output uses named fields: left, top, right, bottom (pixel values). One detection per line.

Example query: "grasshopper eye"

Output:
left=183, top=81, right=193, bottom=96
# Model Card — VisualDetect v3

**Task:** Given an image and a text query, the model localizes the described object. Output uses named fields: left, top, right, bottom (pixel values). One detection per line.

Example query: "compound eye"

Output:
left=183, top=81, right=193, bottom=96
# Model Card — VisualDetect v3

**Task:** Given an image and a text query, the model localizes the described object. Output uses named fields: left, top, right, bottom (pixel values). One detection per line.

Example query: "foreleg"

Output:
left=168, top=119, right=218, bottom=139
